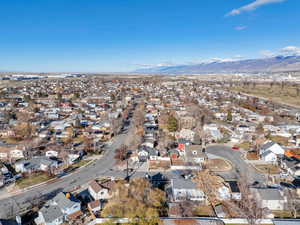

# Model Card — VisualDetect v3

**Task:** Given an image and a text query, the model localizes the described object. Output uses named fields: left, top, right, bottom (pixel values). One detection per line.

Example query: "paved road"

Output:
left=0, top=141, right=265, bottom=218
left=206, top=145, right=265, bottom=183
left=0, top=130, right=132, bottom=218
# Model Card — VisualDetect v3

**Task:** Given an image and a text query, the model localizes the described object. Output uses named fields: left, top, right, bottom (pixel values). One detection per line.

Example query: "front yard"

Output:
left=16, top=172, right=53, bottom=189
left=70, top=159, right=92, bottom=169
left=194, top=205, right=215, bottom=216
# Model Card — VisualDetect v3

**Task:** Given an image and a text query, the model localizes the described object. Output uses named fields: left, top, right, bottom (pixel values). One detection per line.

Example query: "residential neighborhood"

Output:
left=0, top=75, right=298, bottom=225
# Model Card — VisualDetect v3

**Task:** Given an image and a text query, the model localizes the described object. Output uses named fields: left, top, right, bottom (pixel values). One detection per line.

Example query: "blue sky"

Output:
left=0, top=0, right=299, bottom=72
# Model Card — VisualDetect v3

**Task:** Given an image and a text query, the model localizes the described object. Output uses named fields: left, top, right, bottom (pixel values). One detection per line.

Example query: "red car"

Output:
left=232, top=146, right=240, bottom=150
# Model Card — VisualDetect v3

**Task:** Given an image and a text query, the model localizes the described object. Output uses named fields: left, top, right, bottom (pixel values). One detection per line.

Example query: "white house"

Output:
left=10, top=149, right=24, bottom=159
left=260, top=141, right=285, bottom=162
left=171, top=178, right=206, bottom=202
left=253, top=188, right=287, bottom=211
left=217, top=186, right=231, bottom=201
left=15, top=157, right=59, bottom=173
left=88, top=180, right=113, bottom=200
left=46, top=150, right=59, bottom=158
left=260, top=142, right=285, bottom=155
left=0, top=152, right=8, bottom=159
left=261, top=151, right=277, bottom=162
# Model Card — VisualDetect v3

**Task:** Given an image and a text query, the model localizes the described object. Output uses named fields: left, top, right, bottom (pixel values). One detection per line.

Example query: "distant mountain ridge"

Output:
left=134, top=56, right=300, bottom=74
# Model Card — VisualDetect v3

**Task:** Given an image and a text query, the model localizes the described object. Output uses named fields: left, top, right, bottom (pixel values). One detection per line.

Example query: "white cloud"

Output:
left=235, top=25, right=247, bottom=30
left=260, top=46, right=300, bottom=57
left=280, top=46, right=300, bottom=56
left=260, top=50, right=276, bottom=57
left=226, top=0, right=286, bottom=16
left=134, top=61, right=177, bottom=68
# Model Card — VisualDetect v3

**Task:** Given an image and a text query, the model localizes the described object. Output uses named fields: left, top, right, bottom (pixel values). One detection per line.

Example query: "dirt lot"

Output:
left=255, top=164, right=281, bottom=174
left=206, top=159, right=232, bottom=172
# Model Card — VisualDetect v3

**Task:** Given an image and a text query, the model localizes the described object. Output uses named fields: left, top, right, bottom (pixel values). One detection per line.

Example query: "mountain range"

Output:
left=134, top=55, right=300, bottom=74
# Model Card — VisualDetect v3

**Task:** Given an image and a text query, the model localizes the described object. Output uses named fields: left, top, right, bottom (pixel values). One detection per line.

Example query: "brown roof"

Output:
left=88, top=200, right=100, bottom=209
left=100, top=180, right=115, bottom=190
left=89, top=180, right=102, bottom=193
left=68, top=210, right=83, bottom=220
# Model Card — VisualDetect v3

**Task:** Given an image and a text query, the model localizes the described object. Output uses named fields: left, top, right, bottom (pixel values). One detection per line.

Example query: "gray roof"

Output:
left=261, top=149, right=275, bottom=157
left=256, top=188, right=284, bottom=200
left=40, top=204, right=63, bottom=223
left=18, top=156, right=57, bottom=170
left=261, top=141, right=276, bottom=151
left=172, top=178, right=198, bottom=190
left=52, top=192, right=79, bottom=210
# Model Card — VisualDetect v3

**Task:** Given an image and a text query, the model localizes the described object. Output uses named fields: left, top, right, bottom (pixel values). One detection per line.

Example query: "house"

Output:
left=177, top=129, right=195, bottom=142
left=185, top=145, right=207, bottom=164
left=253, top=188, right=287, bottom=211
left=260, top=141, right=285, bottom=155
left=88, top=180, right=115, bottom=200
left=88, top=200, right=102, bottom=213
left=217, top=185, right=231, bottom=201
left=177, top=139, right=191, bottom=152
left=260, top=141, right=285, bottom=162
left=281, top=157, right=300, bottom=177
left=15, top=157, right=59, bottom=173
left=226, top=181, right=241, bottom=200
left=168, top=149, right=180, bottom=159
left=10, top=149, right=24, bottom=159
left=35, top=205, right=64, bottom=225
left=170, top=178, right=206, bottom=202
left=261, top=150, right=278, bottom=163
left=46, top=150, right=59, bottom=158
left=35, top=192, right=81, bottom=225
left=137, top=146, right=158, bottom=162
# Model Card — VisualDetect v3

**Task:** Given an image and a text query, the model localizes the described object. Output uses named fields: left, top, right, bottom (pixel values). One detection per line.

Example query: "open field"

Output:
left=232, top=84, right=300, bottom=108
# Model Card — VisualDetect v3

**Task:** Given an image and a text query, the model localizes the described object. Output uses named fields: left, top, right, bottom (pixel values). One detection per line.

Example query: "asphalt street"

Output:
left=206, top=145, right=265, bottom=183
left=0, top=130, right=132, bottom=218
left=0, top=141, right=265, bottom=218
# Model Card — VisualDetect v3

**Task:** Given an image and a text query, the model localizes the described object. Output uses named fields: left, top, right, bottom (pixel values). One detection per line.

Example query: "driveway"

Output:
left=206, top=145, right=265, bottom=183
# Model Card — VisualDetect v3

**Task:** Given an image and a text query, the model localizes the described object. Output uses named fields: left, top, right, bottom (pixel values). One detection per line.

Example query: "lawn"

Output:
left=255, top=164, right=281, bottom=174
left=16, top=172, right=52, bottom=188
left=70, top=159, right=92, bottom=169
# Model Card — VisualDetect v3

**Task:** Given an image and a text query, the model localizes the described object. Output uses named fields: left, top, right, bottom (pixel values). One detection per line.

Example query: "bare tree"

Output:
left=237, top=176, right=264, bottom=225
left=285, top=189, right=300, bottom=218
